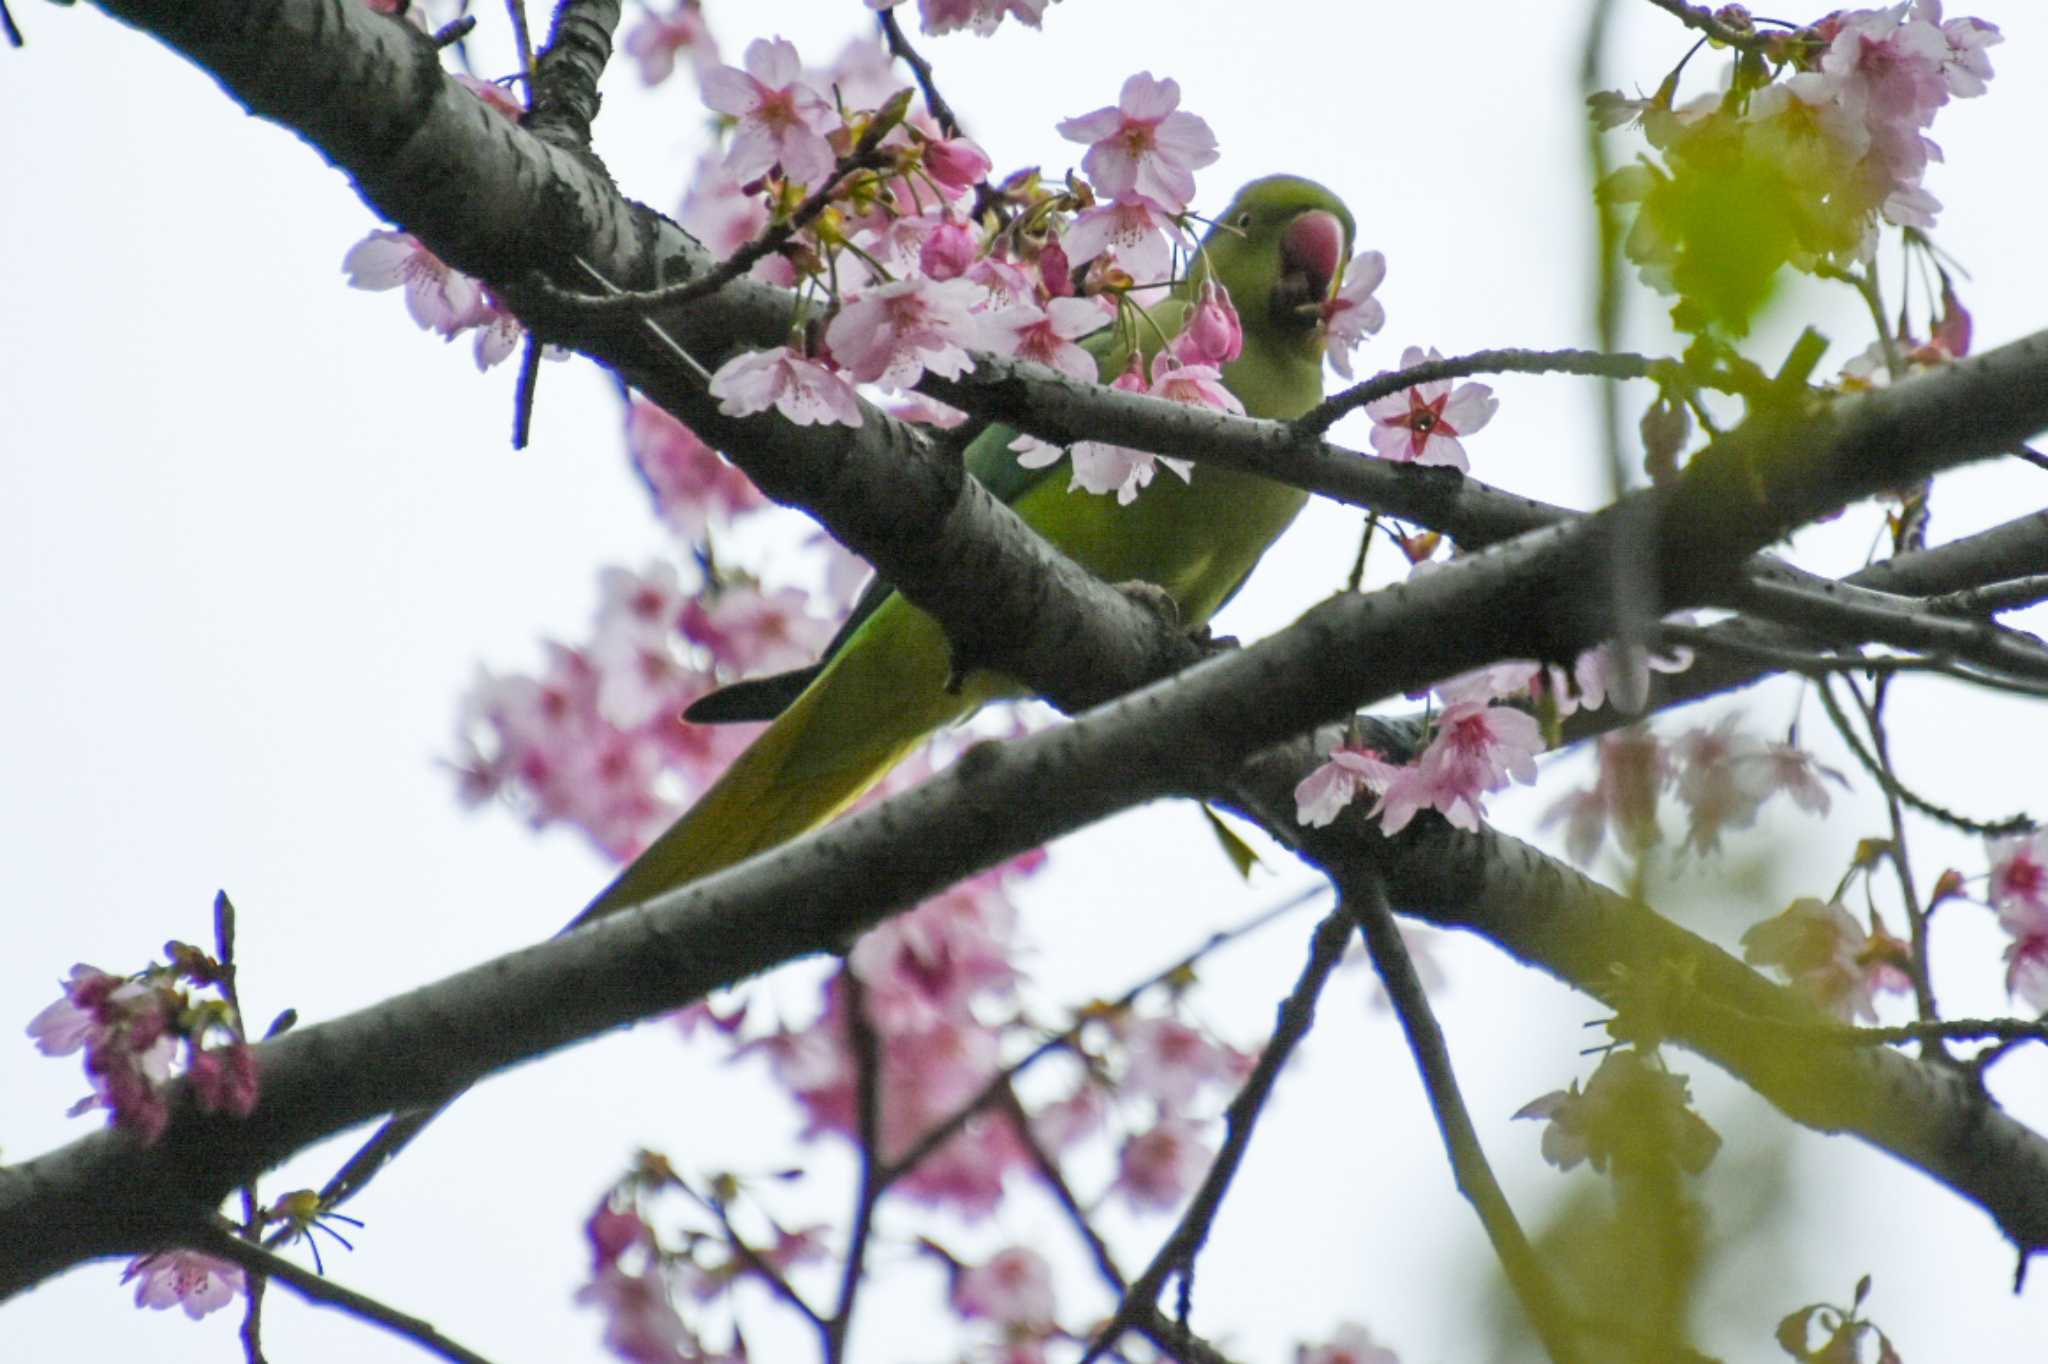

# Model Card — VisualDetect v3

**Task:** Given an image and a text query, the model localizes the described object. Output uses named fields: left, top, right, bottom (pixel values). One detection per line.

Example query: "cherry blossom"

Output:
left=1987, top=831, right=2048, bottom=1009
left=824, top=276, right=987, bottom=389
left=699, top=37, right=839, bottom=187
left=1321, top=250, right=1387, bottom=379
left=1542, top=726, right=1670, bottom=865
left=1114, top=1115, right=1212, bottom=1211
left=1741, top=897, right=1913, bottom=1022
left=952, top=1247, right=1056, bottom=1328
left=1014, top=353, right=1190, bottom=505
left=847, top=883, right=1020, bottom=1034
left=873, top=0, right=1060, bottom=36
left=1061, top=196, right=1183, bottom=288
left=1294, top=744, right=1403, bottom=828
left=187, top=1041, right=260, bottom=1117
left=1364, top=346, right=1498, bottom=470
left=342, top=230, right=485, bottom=336
left=708, top=346, right=864, bottom=427
left=622, top=2, right=718, bottom=87
left=625, top=401, right=768, bottom=540
left=678, top=153, right=774, bottom=263
left=1057, top=72, right=1218, bottom=213
left=1119, top=1015, right=1249, bottom=1112
left=1375, top=698, right=1542, bottom=836
left=1516, top=1049, right=1720, bottom=1176
left=1296, top=1322, right=1402, bottom=1364
left=576, top=1263, right=699, bottom=1364
left=123, top=1251, right=246, bottom=1320
left=982, top=297, right=1109, bottom=382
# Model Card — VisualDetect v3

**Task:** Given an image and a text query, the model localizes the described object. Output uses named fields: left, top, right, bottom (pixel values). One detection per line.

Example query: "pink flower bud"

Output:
left=918, top=218, right=978, bottom=281
left=1170, top=279, right=1242, bottom=367
left=923, top=137, right=991, bottom=192
left=1037, top=239, right=1073, bottom=298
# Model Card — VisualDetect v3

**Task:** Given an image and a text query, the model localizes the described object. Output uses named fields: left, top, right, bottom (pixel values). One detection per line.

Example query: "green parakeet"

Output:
left=577, top=175, right=1355, bottom=921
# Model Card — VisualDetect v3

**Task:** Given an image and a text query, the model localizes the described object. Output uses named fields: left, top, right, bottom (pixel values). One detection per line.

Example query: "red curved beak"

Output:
left=1282, top=210, right=1346, bottom=303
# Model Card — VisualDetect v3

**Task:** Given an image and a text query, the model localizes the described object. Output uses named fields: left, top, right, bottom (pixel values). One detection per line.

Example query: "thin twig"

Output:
left=1637, top=0, right=1772, bottom=50
left=506, top=0, right=536, bottom=91
left=535, top=133, right=897, bottom=317
left=826, top=970, right=884, bottom=1364
left=1079, top=903, right=1354, bottom=1364
left=1295, top=347, right=1659, bottom=435
left=512, top=332, right=543, bottom=450
left=1813, top=673, right=2033, bottom=837
left=196, top=1223, right=502, bottom=1364
left=2, top=0, right=25, bottom=48
left=877, top=7, right=963, bottom=140
left=877, top=886, right=1325, bottom=1186
left=999, top=1083, right=1127, bottom=1294
left=1346, top=877, right=1585, bottom=1364
left=1843, top=676, right=1946, bottom=1045
left=1926, top=573, right=2048, bottom=617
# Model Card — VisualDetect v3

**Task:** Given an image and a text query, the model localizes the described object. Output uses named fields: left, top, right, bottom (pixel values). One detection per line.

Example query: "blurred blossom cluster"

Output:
left=1594, top=1, right=2000, bottom=333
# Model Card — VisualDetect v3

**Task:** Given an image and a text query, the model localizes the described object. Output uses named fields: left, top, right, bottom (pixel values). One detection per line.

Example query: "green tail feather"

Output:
left=576, top=599, right=1002, bottom=923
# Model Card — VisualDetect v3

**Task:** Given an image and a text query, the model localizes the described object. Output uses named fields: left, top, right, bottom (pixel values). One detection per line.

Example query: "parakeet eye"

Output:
left=1234, top=212, right=1254, bottom=228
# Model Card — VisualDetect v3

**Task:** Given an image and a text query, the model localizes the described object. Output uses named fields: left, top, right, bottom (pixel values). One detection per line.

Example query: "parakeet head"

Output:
left=1196, top=176, right=1355, bottom=354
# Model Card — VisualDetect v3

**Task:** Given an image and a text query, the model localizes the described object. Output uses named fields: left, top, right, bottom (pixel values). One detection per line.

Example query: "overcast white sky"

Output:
left=4, top=1, right=2048, bottom=1361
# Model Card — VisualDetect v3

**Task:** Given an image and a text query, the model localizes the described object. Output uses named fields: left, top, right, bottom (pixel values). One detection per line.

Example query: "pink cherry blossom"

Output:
left=1014, top=353, right=1202, bottom=504
left=708, top=346, right=865, bottom=427
left=1294, top=744, right=1403, bottom=828
left=825, top=276, right=987, bottom=389
left=1114, top=1116, right=1211, bottom=1211
left=1375, top=699, right=1542, bottom=835
left=1149, top=360, right=1243, bottom=415
left=679, top=153, right=772, bottom=263
left=1988, top=830, right=2048, bottom=921
left=1322, top=251, right=1387, bottom=380
left=1542, top=726, right=1670, bottom=864
left=881, top=0, right=1059, bottom=40
left=1061, top=196, right=1183, bottom=287
left=1296, top=1322, right=1402, bottom=1364
left=576, top=1264, right=699, bottom=1364
left=1742, top=897, right=1913, bottom=1022
left=1672, top=715, right=1774, bottom=854
left=1057, top=73, right=1218, bottom=213
left=626, top=400, right=768, bottom=540
left=26, top=963, right=119, bottom=1056
left=124, top=1251, right=246, bottom=1320
left=679, top=584, right=833, bottom=678
left=622, top=2, right=718, bottom=87
left=952, top=1247, right=1056, bottom=1328
left=847, top=882, right=1020, bottom=1034
left=188, top=1041, right=260, bottom=1117
left=1119, top=1015, right=1249, bottom=1113
left=699, top=37, right=839, bottom=187
left=342, top=230, right=486, bottom=336
left=981, top=297, right=1104, bottom=382
left=1364, top=346, right=1498, bottom=471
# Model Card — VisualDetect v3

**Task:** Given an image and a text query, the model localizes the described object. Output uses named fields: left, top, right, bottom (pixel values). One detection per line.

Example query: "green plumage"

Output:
left=578, top=176, right=1354, bottom=922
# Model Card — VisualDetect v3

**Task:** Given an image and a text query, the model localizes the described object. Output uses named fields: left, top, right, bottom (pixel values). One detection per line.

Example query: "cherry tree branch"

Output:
left=195, top=1221, right=501, bottom=1364
left=1345, top=876, right=1581, bottom=1364
left=1079, top=904, right=1356, bottom=1364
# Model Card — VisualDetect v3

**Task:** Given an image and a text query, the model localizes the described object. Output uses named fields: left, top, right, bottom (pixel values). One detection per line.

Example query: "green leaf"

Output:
left=1198, top=803, right=1262, bottom=880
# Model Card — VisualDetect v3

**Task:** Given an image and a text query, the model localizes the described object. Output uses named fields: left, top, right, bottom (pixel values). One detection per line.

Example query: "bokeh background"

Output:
left=4, top=1, right=2047, bottom=1359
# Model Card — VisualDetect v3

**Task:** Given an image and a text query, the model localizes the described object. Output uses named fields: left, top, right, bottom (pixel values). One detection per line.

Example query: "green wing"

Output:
left=685, top=319, right=1142, bottom=725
